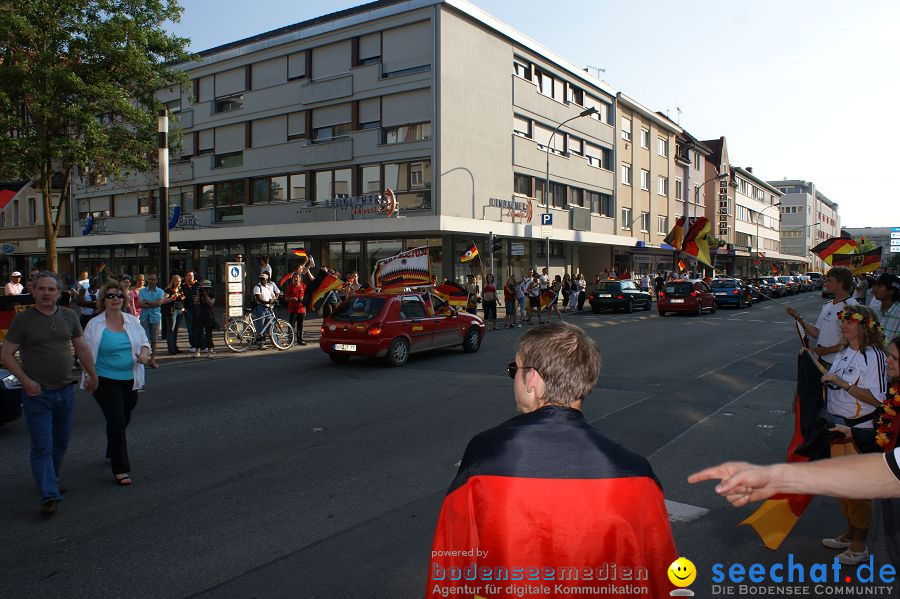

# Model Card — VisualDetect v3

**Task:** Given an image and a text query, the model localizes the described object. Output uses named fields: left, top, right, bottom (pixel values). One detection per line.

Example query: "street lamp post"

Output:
left=544, top=107, right=598, bottom=274
left=755, top=201, right=781, bottom=276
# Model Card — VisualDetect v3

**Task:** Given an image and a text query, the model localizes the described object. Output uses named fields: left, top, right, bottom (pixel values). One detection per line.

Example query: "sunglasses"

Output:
left=507, top=361, right=538, bottom=379
left=106, top=293, right=125, bottom=299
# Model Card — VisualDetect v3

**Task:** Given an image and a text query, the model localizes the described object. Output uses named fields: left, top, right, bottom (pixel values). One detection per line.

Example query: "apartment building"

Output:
left=0, top=180, right=73, bottom=281
left=57, top=0, right=633, bottom=286
left=613, top=95, right=679, bottom=274
left=768, top=179, right=840, bottom=272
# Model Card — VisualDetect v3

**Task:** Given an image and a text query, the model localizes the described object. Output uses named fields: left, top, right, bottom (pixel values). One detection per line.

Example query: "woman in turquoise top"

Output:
left=83, top=280, right=150, bottom=486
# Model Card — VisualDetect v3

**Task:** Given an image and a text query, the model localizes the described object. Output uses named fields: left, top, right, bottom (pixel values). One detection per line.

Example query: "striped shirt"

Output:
left=877, top=302, right=900, bottom=347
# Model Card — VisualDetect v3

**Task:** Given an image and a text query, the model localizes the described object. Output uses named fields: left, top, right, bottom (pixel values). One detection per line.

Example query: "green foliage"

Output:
left=885, top=253, right=900, bottom=270
left=854, top=238, right=877, bottom=253
left=0, top=0, right=191, bottom=268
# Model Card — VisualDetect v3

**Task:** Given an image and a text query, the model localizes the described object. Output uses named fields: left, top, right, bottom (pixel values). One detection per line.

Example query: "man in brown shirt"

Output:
left=1, top=272, right=97, bottom=516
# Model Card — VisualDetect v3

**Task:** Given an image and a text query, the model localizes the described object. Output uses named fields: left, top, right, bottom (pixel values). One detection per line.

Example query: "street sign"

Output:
left=511, top=243, right=525, bottom=256
left=540, top=213, right=553, bottom=226
left=225, top=262, right=244, bottom=320
left=228, top=282, right=243, bottom=293
left=0, top=243, right=17, bottom=255
left=227, top=263, right=243, bottom=283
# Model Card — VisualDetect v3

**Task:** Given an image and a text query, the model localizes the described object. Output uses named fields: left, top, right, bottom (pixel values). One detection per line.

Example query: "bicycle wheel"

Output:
left=270, top=319, right=295, bottom=350
left=224, top=320, right=254, bottom=353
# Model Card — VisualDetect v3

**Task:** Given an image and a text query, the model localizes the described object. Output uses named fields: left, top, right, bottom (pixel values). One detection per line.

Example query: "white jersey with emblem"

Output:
left=826, top=346, right=888, bottom=428
left=814, top=297, right=858, bottom=364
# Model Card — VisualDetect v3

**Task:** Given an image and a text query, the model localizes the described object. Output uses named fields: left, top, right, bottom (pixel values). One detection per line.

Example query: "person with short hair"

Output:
left=195, top=280, right=216, bottom=357
left=181, top=271, right=200, bottom=352
left=788, top=266, right=857, bottom=365
left=0, top=272, right=98, bottom=516
left=82, top=279, right=150, bottom=486
left=873, top=273, right=900, bottom=345
left=426, top=323, right=677, bottom=598
left=5, top=271, right=24, bottom=296
left=283, top=272, right=307, bottom=345
left=137, top=274, right=165, bottom=368
left=252, top=272, right=279, bottom=348
left=503, top=274, right=517, bottom=328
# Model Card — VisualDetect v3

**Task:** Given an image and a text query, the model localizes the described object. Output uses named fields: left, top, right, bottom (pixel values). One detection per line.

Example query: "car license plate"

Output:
left=333, top=344, right=356, bottom=352
left=670, top=299, right=684, bottom=303
left=598, top=294, right=612, bottom=298
left=714, top=292, right=727, bottom=296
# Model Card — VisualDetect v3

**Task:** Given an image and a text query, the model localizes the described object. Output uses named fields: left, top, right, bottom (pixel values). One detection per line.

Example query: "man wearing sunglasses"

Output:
left=427, top=322, right=677, bottom=598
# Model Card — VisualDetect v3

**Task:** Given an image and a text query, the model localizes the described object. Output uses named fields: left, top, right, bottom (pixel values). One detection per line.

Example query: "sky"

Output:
left=164, top=0, right=900, bottom=228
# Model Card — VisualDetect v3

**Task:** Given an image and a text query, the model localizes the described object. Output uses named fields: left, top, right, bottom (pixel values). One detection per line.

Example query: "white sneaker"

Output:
left=836, top=547, right=869, bottom=565
left=822, top=536, right=852, bottom=549
left=190, top=347, right=197, bottom=353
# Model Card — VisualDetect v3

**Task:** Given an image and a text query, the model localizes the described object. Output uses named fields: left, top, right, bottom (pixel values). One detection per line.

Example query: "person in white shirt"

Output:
left=788, top=266, right=857, bottom=365
left=252, top=272, right=280, bottom=345
left=4, top=271, right=24, bottom=296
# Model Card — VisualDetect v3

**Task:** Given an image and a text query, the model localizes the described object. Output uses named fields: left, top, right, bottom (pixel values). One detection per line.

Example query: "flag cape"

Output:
left=681, top=217, right=713, bottom=267
left=427, top=406, right=677, bottom=599
left=303, top=271, right=345, bottom=308
left=539, top=289, right=556, bottom=309
left=663, top=217, right=685, bottom=252
left=811, top=235, right=857, bottom=265
left=830, top=247, right=882, bottom=275
left=432, top=281, right=469, bottom=308
left=372, top=246, right=431, bottom=290
left=741, top=352, right=822, bottom=549
left=460, top=243, right=479, bottom=263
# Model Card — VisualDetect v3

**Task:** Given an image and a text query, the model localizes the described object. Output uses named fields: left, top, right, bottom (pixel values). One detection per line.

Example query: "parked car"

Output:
left=797, top=275, right=815, bottom=292
left=747, top=278, right=773, bottom=301
left=710, top=278, right=753, bottom=308
left=658, top=279, right=717, bottom=316
left=805, top=272, right=824, bottom=290
left=588, top=280, right=652, bottom=313
left=319, top=292, right=485, bottom=367
left=777, top=276, right=799, bottom=295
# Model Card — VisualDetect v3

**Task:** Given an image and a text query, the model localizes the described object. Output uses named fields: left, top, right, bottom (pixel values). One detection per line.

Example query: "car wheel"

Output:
left=658, top=310, right=666, bottom=317
left=462, top=327, right=481, bottom=353
left=387, top=337, right=410, bottom=367
left=329, top=353, right=350, bottom=363
left=624, top=298, right=634, bottom=314
left=711, top=302, right=717, bottom=314
left=643, top=298, right=651, bottom=311
left=738, top=297, right=744, bottom=309
left=696, top=302, right=703, bottom=316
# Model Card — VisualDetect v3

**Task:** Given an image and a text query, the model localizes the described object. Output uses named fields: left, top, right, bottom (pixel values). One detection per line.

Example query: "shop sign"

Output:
left=0, top=243, right=17, bottom=255
left=489, top=197, right=532, bottom=221
left=511, top=243, right=525, bottom=256
left=324, top=189, right=398, bottom=217
left=717, top=179, right=729, bottom=238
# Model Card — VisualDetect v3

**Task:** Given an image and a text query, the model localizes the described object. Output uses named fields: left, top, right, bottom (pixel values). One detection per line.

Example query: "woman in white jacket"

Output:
left=82, top=279, right=151, bottom=486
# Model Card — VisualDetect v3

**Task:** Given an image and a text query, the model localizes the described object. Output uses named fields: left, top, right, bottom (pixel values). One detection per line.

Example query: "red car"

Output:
left=319, top=292, right=485, bottom=366
left=658, top=279, right=717, bottom=316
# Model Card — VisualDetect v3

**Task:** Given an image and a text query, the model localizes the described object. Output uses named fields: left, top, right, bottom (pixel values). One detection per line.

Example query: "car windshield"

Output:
left=593, top=282, right=621, bottom=292
left=665, top=282, right=693, bottom=295
left=710, top=280, right=738, bottom=289
left=330, top=297, right=386, bottom=322
left=778, top=277, right=793, bottom=283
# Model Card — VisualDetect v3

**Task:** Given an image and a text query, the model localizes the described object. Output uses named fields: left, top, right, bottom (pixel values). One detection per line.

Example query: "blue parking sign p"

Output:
left=540, top=213, right=553, bottom=226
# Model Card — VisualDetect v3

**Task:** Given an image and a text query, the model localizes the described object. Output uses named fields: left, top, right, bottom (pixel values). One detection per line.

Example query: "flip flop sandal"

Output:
left=115, top=474, right=133, bottom=486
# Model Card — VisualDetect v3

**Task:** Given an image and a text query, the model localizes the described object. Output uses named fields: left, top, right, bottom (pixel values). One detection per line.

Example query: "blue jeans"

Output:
left=183, top=308, right=196, bottom=348
left=22, top=385, right=75, bottom=503
left=141, top=320, right=159, bottom=354
left=166, top=311, right=184, bottom=353
left=252, top=305, right=273, bottom=336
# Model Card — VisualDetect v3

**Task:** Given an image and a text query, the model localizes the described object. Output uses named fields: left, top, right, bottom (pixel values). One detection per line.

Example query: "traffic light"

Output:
left=489, top=232, right=502, bottom=254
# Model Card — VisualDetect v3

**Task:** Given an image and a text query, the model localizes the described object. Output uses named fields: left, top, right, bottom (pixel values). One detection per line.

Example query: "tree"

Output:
left=854, top=237, right=877, bottom=253
left=0, top=0, right=191, bottom=272
left=885, top=252, right=900, bottom=271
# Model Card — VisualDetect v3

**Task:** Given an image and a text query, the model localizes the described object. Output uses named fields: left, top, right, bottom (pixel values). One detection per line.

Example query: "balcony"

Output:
left=300, top=74, right=353, bottom=105
left=512, top=76, right=614, bottom=147
left=299, top=137, right=353, bottom=166
left=512, top=135, right=614, bottom=192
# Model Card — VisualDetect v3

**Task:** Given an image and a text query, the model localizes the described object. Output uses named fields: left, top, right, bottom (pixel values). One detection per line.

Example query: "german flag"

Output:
left=292, top=248, right=309, bottom=259
left=682, top=217, right=713, bottom=267
left=539, top=288, right=557, bottom=309
left=0, top=296, right=33, bottom=342
left=432, top=281, right=469, bottom=308
left=663, top=217, right=685, bottom=251
left=303, top=271, right=344, bottom=308
left=677, top=258, right=687, bottom=272
left=811, top=234, right=857, bottom=265
left=771, top=264, right=780, bottom=275
left=459, top=243, right=479, bottom=263
left=831, top=247, right=882, bottom=275
left=426, top=406, right=677, bottom=598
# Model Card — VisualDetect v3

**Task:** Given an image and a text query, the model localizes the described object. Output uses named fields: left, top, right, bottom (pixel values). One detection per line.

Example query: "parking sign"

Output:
left=540, top=213, right=553, bottom=226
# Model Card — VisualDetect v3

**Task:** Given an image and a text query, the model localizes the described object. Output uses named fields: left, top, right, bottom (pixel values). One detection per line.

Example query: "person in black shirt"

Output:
left=162, top=275, right=186, bottom=355
left=181, top=271, right=200, bottom=352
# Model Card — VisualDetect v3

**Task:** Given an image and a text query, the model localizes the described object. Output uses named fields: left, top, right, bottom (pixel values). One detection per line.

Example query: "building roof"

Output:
left=617, top=94, right=681, bottom=133
left=766, top=179, right=837, bottom=209
left=701, top=138, right=725, bottom=168
left=0, top=180, right=30, bottom=211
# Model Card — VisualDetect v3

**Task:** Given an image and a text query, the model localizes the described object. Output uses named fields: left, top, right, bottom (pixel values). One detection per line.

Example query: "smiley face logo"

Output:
left=668, top=557, right=696, bottom=588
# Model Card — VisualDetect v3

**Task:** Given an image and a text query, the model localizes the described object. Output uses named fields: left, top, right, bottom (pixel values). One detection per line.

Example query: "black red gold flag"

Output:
left=830, top=247, right=882, bottom=275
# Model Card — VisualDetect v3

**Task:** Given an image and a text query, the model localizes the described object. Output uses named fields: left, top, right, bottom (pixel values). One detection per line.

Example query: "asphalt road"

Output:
left=0, top=291, right=891, bottom=598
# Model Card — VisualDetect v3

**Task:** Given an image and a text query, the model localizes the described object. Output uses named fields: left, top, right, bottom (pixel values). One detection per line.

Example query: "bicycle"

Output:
left=223, top=305, right=294, bottom=352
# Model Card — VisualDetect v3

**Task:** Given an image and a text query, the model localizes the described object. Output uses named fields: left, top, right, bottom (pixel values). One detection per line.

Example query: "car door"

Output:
left=398, top=296, right=434, bottom=351
left=427, top=294, right=459, bottom=348
left=699, top=281, right=714, bottom=309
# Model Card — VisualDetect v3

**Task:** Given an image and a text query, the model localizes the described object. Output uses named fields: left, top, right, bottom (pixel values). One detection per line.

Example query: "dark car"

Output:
left=747, top=278, right=771, bottom=301
left=319, top=292, right=485, bottom=366
left=760, top=276, right=786, bottom=298
left=588, top=280, right=652, bottom=313
left=710, top=278, right=753, bottom=308
left=658, top=279, right=716, bottom=316
left=777, top=276, right=798, bottom=295
left=797, top=275, right=815, bottom=292
left=806, top=272, right=824, bottom=290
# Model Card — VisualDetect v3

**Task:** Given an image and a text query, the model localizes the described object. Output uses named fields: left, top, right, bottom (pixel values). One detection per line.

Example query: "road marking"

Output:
left=748, top=319, right=765, bottom=323
left=650, top=380, right=769, bottom=457
left=665, top=499, right=710, bottom=523
left=696, top=339, right=792, bottom=378
left=761, top=305, right=774, bottom=310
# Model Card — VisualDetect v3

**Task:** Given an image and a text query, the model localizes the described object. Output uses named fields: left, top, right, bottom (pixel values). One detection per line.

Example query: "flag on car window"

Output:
left=681, top=217, right=713, bottom=267
left=459, top=243, right=479, bottom=263
left=432, top=281, right=469, bottom=307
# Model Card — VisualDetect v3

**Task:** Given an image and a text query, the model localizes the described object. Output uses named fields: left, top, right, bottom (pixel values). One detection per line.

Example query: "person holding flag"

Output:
left=787, top=266, right=857, bottom=365
left=283, top=271, right=307, bottom=346
left=426, top=323, right=677, bottom=598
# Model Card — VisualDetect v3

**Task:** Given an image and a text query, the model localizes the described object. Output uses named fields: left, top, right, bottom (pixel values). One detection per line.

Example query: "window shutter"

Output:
left=288, top=51, right=307, bottom=79
left=252, top=115, right=287, bottom=147
left=288, top=112, right=306, bottom=137
left=214, top=68, right=245, bottom=97
left=381, top=89, right=431, bottom=127
left=252, top=56, right=286, bottom=89
left=359, top=33, right=380, bottom=60
left=312, top=103, right=352, bottom=128
left=311, top=40, right=351, bottom=79
left=358, top=98, right=380, bottom=123
left=382, top=21, right=431, bottom=74
left=215, top=124, right=245, bottom=154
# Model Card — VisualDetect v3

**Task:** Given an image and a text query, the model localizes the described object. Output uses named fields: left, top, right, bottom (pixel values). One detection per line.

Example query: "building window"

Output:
left=313, top=122, right=352, bottom=143
left=549, top=181, right=566, bottom=208
left=513, top=114, right=531, bottom=137
left=567, top=84, right=584, bottom=106
left=383, top=122, right=431, bottom=144
left=640, top=211, right=650, bottom=232
left=694, top=184, right=701, bottom=204
left=640, top=127, right=650, bottom=149
left=568, top=136, right=583, bottom=156
left=357, top=33, right=381, bottom=66
left=214, top=93, right=243, bottom=114
left=569, top=188, right=583, bottom=207
left=533, top=68, right=554, bottom=98
left=658, top=215, right=668, bottom=235
left=514, top=174, right=532, bottom=196
left=213, top=151, right=243, bottom=169
left=586, top=191, right=613, bottom=216
left=657, top=137, right=668, bottom=157
left=640, top=169, right=650, bottom=191
left=360, top=166, right=380, bottom=194
left=384, top=160, right=432, bottom=210
left=621, top=163, right=632, bottom=185
left=675, top=179, right=683, bottom=201
left=585, top=143, right=610, bottom=169
left=12, top=199, right=19, bottom=226
left=621, top=207, right=632, bottom=229
left=694, top=152, right=701, bottom=170
left=214, top=179, right=245, bottom=222
left=513, top=58, right=530, bottom=79
left=658, top=176, right=668, bottom=196
left=27, top=197, right=36, bottom=225
left=138, top=194, right=153, bottom=215
left=314, top=168, right=353, bottom=205
left=621, top=117, right=632, bottom=141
